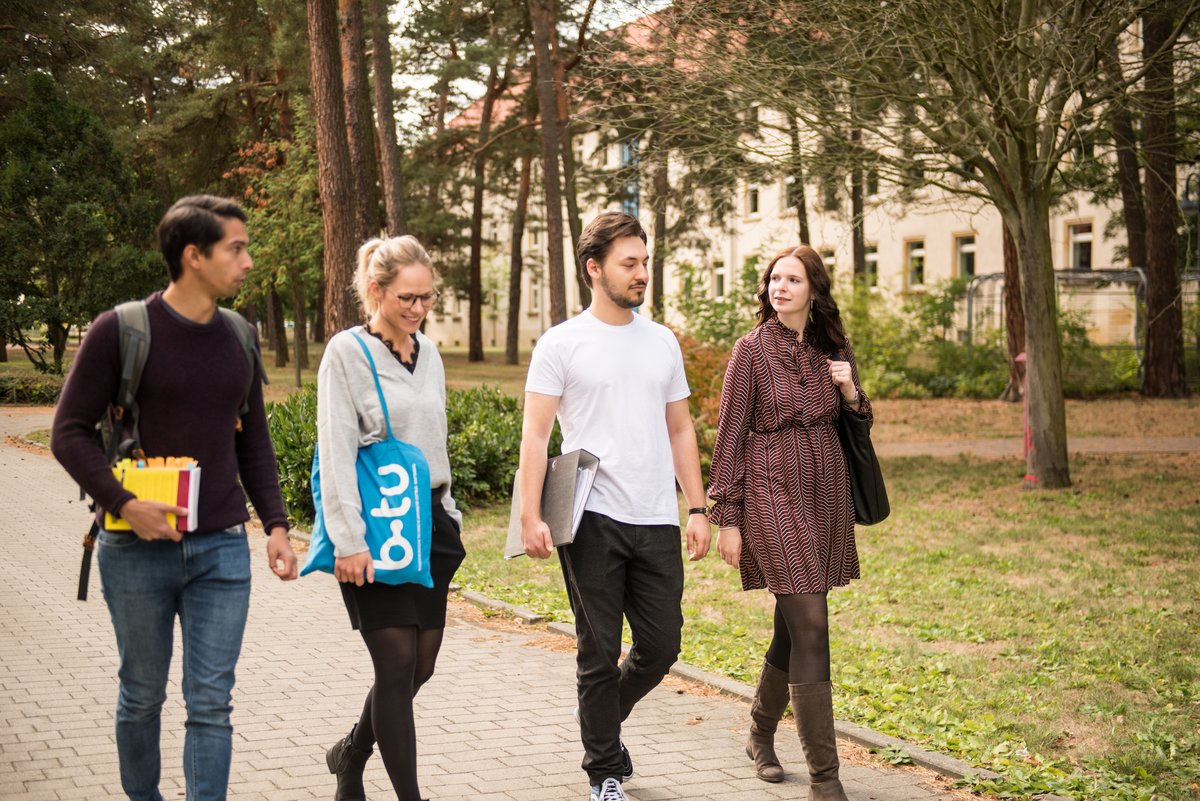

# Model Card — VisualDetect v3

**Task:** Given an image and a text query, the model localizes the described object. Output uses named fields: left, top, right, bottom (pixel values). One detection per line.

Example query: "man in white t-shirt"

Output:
left=518, top=212, right=712, bottom=801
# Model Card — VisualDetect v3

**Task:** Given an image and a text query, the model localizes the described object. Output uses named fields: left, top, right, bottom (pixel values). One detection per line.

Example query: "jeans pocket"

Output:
left=98, top=529, right=142, bottom=550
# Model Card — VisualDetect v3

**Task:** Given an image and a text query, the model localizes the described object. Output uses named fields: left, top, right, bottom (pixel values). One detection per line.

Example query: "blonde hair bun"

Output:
left=354, top=235, right=435, bottom=316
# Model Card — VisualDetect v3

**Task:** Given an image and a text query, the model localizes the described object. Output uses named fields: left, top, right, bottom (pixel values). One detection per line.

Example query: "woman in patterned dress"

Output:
left=708, top=245, right=870, bottom=801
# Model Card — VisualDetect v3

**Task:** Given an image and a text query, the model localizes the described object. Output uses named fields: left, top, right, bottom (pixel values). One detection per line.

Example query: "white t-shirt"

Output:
left=526, top=309, right=691, bottom=526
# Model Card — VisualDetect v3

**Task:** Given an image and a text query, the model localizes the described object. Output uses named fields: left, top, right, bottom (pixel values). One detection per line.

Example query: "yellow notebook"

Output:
left=105, top=457, right=201, bottom=533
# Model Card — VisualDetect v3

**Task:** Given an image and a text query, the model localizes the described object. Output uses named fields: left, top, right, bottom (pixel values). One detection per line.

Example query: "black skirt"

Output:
left=339, top=490, right=466, bottom=631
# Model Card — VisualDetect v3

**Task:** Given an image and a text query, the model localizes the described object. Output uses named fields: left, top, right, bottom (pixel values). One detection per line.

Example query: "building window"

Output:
left=865, top=168, right=879, bottom=197
left=819, top=248, right=836, bottom=274
left=713, top=261, right=726, bottom=297
left=1069, top=222, right=1092, bottom=270
left=958, top=160, right=978, bottom=186
left=905, top=161, right=924, bottom=189
left=955, top=235, right=976, bottom=277
left=620, top=138, right=640, bottom=216
left=746, top=186, right=760, bottom=216
left=906, top=240, right=926, bottom=287
left=784, top=177, right=800, bottom=210
left=746, top=104, right=759, bottom=133
left=864, top=245, right=878, bottom=287
left=821, top=177, right=839, bottom=212
left=529, top=278, right=541, bottom=313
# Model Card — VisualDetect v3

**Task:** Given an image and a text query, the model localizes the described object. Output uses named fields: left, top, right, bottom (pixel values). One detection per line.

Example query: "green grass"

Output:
left=456, top=453, right=1200, bottom=801
left=25, top=428, right=50, bottom=446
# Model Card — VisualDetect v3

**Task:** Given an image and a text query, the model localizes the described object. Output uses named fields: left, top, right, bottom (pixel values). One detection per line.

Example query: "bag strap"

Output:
left=113, top=300, right=151, bottom=458
left=350, top=330, right=394, bottom=441
left=217, top=307, right=268, bottom=429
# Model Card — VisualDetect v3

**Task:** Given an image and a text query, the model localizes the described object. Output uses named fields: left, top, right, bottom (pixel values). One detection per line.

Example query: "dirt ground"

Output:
left=871, top=395, right=1200, bottom=442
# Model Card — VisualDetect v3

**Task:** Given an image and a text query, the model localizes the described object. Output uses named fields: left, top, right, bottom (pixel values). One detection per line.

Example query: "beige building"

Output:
left=425, top=114, right=1144, bottom=351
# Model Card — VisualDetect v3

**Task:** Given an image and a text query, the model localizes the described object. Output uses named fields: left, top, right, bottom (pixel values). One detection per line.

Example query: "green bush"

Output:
left=266, top=382, right=317, bottom=525
left=267, top=383, right=562, bottom=526
left=0, top=373, right=64, bottom=404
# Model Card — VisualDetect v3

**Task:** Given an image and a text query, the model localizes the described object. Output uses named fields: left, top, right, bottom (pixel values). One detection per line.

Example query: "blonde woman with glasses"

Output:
left=316, top=235, right=465, bottom=801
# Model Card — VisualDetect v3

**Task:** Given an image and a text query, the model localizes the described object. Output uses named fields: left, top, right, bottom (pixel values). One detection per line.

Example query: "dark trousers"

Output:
left=560, top=511, right=685, bottom=784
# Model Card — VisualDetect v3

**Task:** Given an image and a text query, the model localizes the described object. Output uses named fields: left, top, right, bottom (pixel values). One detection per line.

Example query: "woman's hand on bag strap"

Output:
left=334, top=551, right=375, bottom=586
left=826, top=358, right=859, bottom=405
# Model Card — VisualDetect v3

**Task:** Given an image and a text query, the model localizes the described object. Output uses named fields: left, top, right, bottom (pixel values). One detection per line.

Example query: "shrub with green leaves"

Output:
left=0, top=373, right=64, bottom=404
left=265, top=382, right=317, bottom=525
left=267, top=383, right=562, bottom=526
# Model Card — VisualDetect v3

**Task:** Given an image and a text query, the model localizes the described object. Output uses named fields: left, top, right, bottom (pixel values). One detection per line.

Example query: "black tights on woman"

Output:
left=350, top=625, right=445, bottom=800
left=763, top=592, right=830, bottom=684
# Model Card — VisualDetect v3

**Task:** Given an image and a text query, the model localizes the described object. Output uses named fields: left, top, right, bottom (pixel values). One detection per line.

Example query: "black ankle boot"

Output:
left=326, top=725, right=372, bottom=801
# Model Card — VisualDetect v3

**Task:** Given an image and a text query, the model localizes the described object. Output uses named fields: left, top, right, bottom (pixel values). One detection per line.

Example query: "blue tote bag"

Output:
left=301, top=331, right=434, bottom=587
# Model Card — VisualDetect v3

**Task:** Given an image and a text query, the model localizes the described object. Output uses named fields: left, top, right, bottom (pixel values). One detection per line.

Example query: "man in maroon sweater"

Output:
left=52, top=195, right=297, bottom=801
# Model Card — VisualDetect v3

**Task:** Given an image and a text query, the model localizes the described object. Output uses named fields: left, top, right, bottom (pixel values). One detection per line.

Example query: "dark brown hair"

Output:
left=576, top=212, right=647, bottom=288
left=158, top=195, right=248, bottom=281
left=755, top=245, right=848, bottom=355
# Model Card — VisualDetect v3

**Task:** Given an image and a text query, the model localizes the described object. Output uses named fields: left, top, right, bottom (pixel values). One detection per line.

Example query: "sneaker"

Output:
left=589, top=777, right=627, bottom=801
left=574, top=706, right=634, bottom=780
left=619, top=741, right=634, bottom=781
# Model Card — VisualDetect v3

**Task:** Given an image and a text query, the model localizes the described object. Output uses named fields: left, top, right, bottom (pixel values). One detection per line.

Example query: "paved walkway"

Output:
left=0, top=407, right=971, bottom=801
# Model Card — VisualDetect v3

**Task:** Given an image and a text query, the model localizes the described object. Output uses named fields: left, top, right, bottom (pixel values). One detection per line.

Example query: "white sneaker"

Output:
left=589, top=777, right=627, bottom=801
left=574, top=705, right=634, bottom=780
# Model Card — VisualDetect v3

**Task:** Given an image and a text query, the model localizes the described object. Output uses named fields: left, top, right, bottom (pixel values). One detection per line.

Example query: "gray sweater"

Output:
left=316, top=326, right=461, bottom=557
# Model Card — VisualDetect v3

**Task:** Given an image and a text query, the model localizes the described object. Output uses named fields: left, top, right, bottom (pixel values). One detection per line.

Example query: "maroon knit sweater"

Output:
left=51, top=292, right=289, bottom=535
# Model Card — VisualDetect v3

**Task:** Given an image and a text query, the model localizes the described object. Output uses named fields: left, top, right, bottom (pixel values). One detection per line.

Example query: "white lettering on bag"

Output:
left=370, top=463, right=412, bottom=518
left=371, top=462, right=416, bottom=570
left=376, top=520, right=415, bottom=569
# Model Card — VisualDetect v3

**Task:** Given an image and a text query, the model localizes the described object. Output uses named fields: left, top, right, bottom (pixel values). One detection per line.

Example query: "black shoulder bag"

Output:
left=833, top=352, right=890, bottom=525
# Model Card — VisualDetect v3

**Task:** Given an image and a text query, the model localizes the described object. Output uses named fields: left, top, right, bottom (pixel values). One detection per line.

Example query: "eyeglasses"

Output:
left=393, top=290, right=440, bottom=309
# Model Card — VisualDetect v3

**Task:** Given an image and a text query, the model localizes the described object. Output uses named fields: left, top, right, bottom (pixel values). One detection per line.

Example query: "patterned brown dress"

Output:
left=708, top=316, right=872, bottom=594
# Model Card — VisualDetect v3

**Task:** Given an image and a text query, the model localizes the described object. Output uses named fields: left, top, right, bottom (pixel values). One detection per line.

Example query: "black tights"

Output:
left=350, top=626, right=445, bottom=801
left=763, top=593, right=831, bottom=684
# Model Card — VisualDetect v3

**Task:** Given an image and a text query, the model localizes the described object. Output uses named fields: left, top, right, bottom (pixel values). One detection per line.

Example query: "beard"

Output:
left=597, top=271, right=645, bottom=309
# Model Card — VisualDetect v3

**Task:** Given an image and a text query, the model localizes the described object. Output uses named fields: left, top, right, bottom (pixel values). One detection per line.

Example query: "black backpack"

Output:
left=77, top=300, right=267, bottom=600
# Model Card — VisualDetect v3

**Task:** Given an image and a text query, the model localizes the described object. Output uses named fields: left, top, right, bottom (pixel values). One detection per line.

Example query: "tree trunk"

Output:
left=553, top=40, right=590, bottom=310
left=1105, top=40, right=1147, bottom=275
left=265, top=287, right=280, bottom=352
left=1141, top=12, right=1188, bottom=397
left=369, top=0, right=407, bottom=235
left=650, top=141, right=670, bottom=320
left=48, top=322, right=68, bottom=374
left=507, top=154, right=532, bottom=365
left=1000, top=221, right=1025, bottom=402
left=468, top=64, right=501, bottom=363
left=315, top=278, right=327, bottom=341
left=1013, top=194, right=1070, bottom=488
left=270, top=286, right=288, bottom=368
left=788, top=113, right=810, bottom=245
left=291, top=271, right=310, bottom=370
left=308, top=0, right=361, bottom=335
left=528, top=0, right=568, bottom=324
left=339, top=0, right=382, bottom=243
left=0, top=331, right=7, bottom=363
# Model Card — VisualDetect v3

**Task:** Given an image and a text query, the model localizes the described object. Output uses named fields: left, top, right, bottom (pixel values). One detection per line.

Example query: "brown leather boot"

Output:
left=744, top=660, right=789, bottom=782
left=326, top=724, right=372, bottom=801
left=789, top=682, right=850, bottom=801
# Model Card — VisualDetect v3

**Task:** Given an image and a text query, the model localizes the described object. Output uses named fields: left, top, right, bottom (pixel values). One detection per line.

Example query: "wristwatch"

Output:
left=688, top=507, right=709, bottom=517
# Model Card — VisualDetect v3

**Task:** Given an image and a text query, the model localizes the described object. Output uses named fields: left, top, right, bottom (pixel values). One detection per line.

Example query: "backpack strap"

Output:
left=217, top=307, right=268, bottom=429
left=113, top=300, right=151, bottom=459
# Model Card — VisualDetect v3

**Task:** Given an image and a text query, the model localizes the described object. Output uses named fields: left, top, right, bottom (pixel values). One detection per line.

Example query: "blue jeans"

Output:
left=98, top=526, right=252, bottom=801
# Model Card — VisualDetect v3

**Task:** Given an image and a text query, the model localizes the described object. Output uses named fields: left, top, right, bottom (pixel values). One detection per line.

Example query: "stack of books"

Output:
left=105, top=457, right=201, bottom=533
